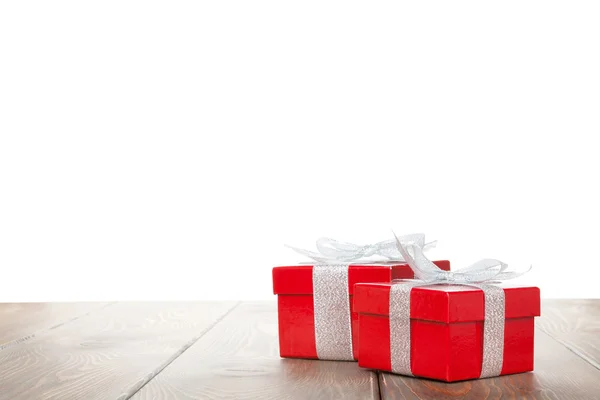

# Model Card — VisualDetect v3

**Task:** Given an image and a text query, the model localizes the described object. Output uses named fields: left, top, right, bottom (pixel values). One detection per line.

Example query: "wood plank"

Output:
left=536, top=299, right=600, bottom=369
left=0, top=301, right=238, bottom=400
left=131, top=301, right=380, bottom=400
left=0, top=302, right=110, bottom=349
left=379, top=327, right=600, bottom=399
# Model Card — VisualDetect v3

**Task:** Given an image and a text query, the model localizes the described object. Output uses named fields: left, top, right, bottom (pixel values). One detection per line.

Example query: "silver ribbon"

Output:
left=312, top=264, right=354, bottom=360
left=389, top=234, right=530, bottom=378
left=289, top=234, right=436, bottom=361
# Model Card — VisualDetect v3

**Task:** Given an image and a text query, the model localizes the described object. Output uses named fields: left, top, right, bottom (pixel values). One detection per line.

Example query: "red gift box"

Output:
left=354, top=282, right=540, bottom=381
left=272, top=260, right=451, bottom=361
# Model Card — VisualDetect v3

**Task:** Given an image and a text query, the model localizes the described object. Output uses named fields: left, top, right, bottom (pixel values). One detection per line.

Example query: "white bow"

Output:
left=287, top=233, right=437, bottom=263
left=393, top=233, right=531, bottom=284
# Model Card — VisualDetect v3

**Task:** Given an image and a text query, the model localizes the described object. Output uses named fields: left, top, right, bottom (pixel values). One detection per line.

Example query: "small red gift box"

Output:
left=272, top=260, right=451, bottom=361
left=354, top=282, right=540, bottom=381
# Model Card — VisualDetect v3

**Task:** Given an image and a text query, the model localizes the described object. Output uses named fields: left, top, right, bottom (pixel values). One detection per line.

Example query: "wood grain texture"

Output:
left=0, top=302, right=110, bottom=349
left=379, top=327, right=600, bottom=400
left=131, top=302, right=380, bottom=400
left=0, top=301, right=237, bottom=400
left=536, top=299, right=600, bottom=369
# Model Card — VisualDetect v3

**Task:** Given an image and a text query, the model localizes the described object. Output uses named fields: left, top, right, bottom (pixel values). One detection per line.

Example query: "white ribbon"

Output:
left=389, top=233, right=531, bottom=378
left=287, top=233, right=436, bottom=361
left=286, top=233, right=437, bottom=263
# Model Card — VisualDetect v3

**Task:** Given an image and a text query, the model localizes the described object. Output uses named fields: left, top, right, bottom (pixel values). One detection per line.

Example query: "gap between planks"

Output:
left=536, top=299, right=600, bottom=372
left=537, top=325, right=600, bottom=371
left=119, top=301, right=242, bottom=400
left=0, top=302, right=116, bottom=351
left=0, top=301, right=241, bottom=400
left=131, top=301, right=380, bottom=400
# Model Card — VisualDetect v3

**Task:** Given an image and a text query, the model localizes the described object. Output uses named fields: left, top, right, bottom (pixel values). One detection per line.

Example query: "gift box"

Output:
left=354, top=282, right=541, bottom=382
left=272, top=260, right=451, bottom=361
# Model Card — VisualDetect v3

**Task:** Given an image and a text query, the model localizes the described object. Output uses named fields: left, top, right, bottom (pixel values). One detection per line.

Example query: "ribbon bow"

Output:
left=287, top=233, right=437, bottom=263
left=393, top=233, right=531, bottom=284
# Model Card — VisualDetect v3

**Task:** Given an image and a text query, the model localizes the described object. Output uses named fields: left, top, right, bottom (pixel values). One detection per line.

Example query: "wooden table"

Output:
left=0, top=300, right=598, bottom=399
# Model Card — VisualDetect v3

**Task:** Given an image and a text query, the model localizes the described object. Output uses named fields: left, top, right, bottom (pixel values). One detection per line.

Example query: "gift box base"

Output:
left=277, top=294, right=318, bottom=359
left=357, top=313, right=536, bottom=382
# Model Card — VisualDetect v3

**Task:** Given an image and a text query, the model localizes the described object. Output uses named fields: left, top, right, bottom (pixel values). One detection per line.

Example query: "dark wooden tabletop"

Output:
left=0, top=299, right=598, bottom=399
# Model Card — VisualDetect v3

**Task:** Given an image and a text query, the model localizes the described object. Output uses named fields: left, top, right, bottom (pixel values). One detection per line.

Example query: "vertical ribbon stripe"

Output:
left=389, top=283, right=417, bottom=376
left=312, top=264, right=354, bottom=361
left=479, top=284, right=505, bottom=378
left=389, top=283, right=506, bottom=378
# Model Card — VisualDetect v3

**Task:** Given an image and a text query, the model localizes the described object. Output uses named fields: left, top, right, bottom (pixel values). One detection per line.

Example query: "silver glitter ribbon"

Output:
left=388, top=234, right=530, bottom=378
left=313, top=264, right=355, bottom=360
left=288, top=234, right=436, bottom=361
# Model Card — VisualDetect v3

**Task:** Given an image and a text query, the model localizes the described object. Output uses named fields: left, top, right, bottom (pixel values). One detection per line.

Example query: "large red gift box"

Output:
left=354, top=282, right=540, bottom=381
left=272, top=260, right=451, bottom=361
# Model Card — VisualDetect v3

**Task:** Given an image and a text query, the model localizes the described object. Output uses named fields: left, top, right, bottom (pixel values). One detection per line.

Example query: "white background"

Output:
left=1, top=1, right=599, bottom=301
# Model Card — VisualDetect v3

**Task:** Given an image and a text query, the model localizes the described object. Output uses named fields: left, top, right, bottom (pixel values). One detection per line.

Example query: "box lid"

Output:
left=272, top=260, right=451, bottom=296
left=353, top=282, right=540, bottom=323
